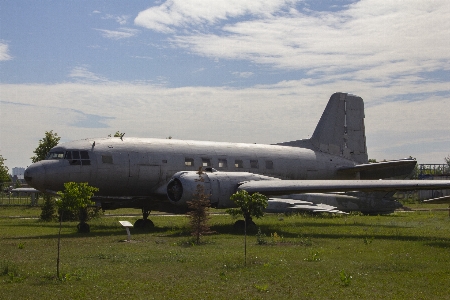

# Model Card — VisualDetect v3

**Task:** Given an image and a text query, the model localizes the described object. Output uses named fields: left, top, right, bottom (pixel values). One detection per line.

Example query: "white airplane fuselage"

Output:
left=25, top=137, right=357, bottom=198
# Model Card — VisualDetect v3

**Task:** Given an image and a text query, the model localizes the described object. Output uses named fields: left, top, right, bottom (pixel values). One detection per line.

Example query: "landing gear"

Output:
left=134, top=208, right=154, bottom=230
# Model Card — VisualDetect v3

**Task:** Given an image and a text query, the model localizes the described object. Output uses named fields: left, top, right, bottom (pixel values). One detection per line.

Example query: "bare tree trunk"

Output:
left=57, top=211, right=63, bottom=279
left=244, top=217, right=247, bottom=266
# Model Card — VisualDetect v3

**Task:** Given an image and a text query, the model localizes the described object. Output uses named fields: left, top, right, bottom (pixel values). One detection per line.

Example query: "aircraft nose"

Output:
left=24, top=162, right=46, bottom=190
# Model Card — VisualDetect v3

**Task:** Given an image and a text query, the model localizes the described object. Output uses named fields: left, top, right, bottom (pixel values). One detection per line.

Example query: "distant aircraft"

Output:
left=24, top=92, right=450, bottom=228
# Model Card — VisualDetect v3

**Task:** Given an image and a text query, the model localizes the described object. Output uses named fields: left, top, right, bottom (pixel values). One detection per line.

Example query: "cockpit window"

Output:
left=47, top=150, right=90, bottom=165
left=46, top=152, right=65, bottom=160
left=65, top=150, right=91, bottom=166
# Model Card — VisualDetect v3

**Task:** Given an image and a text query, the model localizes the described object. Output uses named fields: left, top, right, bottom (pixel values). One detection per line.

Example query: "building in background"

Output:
left=12, top=167, right=25, bottom=180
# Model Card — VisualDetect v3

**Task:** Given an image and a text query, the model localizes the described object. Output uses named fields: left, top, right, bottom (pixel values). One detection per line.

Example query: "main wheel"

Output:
left=134, top=219, right=154, bottom=230
left=77, top=222, right=90, bottom=233
left=142, top=219, right=154, bottom=228
left=134, top=219, right=144, bottom=228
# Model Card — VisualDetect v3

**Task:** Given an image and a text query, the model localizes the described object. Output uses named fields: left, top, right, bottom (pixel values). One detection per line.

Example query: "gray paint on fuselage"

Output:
left=38, top=137, right=356, bottom=196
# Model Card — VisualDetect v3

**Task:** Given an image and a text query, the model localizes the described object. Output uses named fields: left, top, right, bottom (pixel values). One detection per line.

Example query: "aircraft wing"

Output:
left=423, top=195, right=450, bottom=204
left=238, top=180, right=450, bottom=196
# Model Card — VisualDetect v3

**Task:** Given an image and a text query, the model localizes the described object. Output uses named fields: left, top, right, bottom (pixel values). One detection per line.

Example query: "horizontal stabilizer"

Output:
left=267, top=198, right=346, bottom=214
left=239, top=180, right=450, bottom=195
left=337, top=159, right=417, bottom=179
left=11, top=188, right=40, bottom=193
left=423, top=196, right=450, bottom=204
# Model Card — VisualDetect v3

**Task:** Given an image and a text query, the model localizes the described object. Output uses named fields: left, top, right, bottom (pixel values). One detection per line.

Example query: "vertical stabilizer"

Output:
left=310, top=92, right=368, bottom=163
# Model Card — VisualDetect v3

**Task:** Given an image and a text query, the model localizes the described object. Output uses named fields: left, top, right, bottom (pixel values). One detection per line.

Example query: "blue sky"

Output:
left=1, top=0, right=449, bottom=170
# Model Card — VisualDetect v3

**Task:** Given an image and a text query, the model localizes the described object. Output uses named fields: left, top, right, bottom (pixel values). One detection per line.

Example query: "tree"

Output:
left=186, top=169, right=213, bottom=245
left=227, top=190, right=268, bottom=266
left=227, top=190, right=268, bottom=227
left=0, top=155, right=10, bottom=190
left=55, top=182, right=98, bottom=279
left=31, top=130, right=61, bottom=163
left=108, top=131, right=124, bottom=138
left=31, top=131, right=60, bottom=221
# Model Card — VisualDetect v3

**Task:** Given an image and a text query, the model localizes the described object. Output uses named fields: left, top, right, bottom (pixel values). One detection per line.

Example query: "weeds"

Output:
left=1, top=260, right=23, bottom=283
left=271, top=232, right=283, bottom=244
left=254, top=283, right=269, bottom=292
left=363, top=236, right=374, bottom=245
left=304, top=250, right=321, bottom=262
left=339, top=269, right=352, bottom=286
left=256, top=228, right=267, bottom=245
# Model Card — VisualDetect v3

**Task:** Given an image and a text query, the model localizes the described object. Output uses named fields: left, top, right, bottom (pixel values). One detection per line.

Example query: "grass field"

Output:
left=1, top=206, right=450, bottom=299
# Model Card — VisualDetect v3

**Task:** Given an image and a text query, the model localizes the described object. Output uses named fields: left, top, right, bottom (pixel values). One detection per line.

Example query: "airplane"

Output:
left=23, top=92, right=450, bottom=228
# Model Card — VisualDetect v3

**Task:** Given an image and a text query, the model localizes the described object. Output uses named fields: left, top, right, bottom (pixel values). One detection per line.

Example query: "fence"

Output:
left=0, top=192, right=44, bottom=206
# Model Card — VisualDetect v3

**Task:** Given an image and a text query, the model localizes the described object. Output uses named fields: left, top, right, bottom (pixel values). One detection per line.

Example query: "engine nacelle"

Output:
left=167, top=170, right=278, bottom=208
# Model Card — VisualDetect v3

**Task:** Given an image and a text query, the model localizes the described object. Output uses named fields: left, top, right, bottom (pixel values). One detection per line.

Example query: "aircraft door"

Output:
left=128, top=152, right=162, bottom=194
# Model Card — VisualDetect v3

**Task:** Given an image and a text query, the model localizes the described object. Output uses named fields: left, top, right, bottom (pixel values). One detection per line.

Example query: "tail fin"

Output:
left=310, top=92, right=368, bottom=163
left=277, top=92, right=368, bottom=164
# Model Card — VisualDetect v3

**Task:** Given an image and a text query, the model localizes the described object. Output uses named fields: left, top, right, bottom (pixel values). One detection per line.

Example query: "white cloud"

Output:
left=69, top=66, right=108, bottom=82
left=1, top=76, right=449, bottom=169
left=96, top=28, right=139, bottom=40
left=104, top=14, right=130, bottom=25
left=232, top=71, right=254, bottom=78
left=135, top=0, right=296, bottom=33
left=136, top=0, right=450, bottom=87
left=0, top=42, right=12, bottom=61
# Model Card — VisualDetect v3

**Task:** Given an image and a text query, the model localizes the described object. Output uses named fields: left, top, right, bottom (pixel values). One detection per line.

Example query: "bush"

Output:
left=40, top=195, right=56, bottom=221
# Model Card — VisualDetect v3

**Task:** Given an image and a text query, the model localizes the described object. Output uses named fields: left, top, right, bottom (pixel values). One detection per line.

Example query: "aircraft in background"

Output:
left=24, top=92, right=450, bottom=228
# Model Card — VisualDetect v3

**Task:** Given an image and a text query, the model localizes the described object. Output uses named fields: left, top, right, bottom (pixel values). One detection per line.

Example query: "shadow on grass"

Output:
left=210, top=223, right=450, bottom=244
left=3, top=216, right=450, bottom=245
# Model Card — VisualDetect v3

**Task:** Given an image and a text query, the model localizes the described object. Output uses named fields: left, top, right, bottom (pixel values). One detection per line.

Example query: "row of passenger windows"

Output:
left=46, top=151, right=91, bottom=166
left=185, top=158, right=273, bottom=169
left=47, top=151, right=273, bottom=170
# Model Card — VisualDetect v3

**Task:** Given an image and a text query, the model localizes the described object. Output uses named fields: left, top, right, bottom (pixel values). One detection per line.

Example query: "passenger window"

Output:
left=265, top=160, right=273, bottom=169
left=185, top=158, right=194, bottom=166
left=235, top=160, right=243, bottom=168
left=218, top=159, right=227, bottom=168
left=250, top=160, right=259, bottom=169
left=202, top=158, right=211, bottom=167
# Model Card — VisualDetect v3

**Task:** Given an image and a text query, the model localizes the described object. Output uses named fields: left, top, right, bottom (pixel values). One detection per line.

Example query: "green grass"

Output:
left=1, top=207, right=450, bottom=299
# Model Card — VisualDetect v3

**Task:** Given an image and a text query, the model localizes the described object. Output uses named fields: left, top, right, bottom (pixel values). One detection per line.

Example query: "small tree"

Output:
left=55, top=182, right=98, bottom=279
left=227, top=190, right=268, bottom=226
left=108, top=131, right=124, bottom=138
left=40, top=195, right=57, bottom=221
left=187, top=169, right=212, bottom=244
left=31, top=130, right=61, bottom=163
left=0, top=155, right=10, bottom=191
left=32, top=131, right=61, bottom=220
left=227, top=190, right=268, bottom=266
